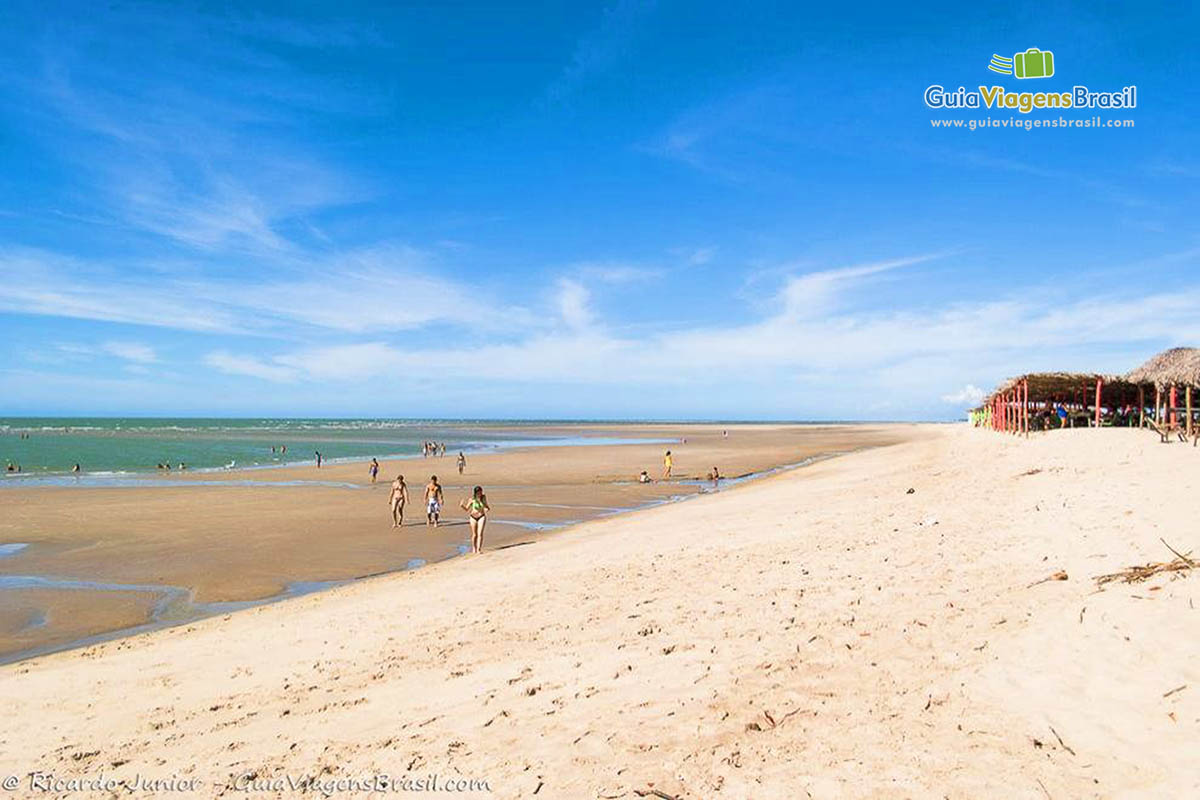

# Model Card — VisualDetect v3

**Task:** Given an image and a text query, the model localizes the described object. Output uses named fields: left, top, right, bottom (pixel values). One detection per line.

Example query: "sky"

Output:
left=1, top=1, right=1197, bottom=420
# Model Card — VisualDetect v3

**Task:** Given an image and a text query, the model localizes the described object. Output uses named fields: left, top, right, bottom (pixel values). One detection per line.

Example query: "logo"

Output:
left=988, top=48, right=1054, bottom=79
left=924, top=45, right=1137, bottom=116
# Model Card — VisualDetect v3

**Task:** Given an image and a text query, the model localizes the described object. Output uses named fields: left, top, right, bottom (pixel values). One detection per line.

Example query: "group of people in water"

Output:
left=422, top=441, right=447, bottom=458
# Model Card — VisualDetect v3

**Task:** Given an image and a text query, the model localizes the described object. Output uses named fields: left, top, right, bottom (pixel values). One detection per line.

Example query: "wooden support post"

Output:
left=1022, top=380, right=1028, bottom=436
left=1187, top=385, right=1193, bottom=438
left=1094, top=378, right=1102, bottom=428
left=1170, top=385, right=1178, bottom=427
left=1139, top=385, right=1145, bottom=428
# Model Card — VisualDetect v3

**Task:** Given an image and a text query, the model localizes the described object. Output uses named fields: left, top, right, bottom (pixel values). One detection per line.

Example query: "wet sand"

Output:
left=0, top=423, right=907, bottom=661
left=4, top=425, right=1196, bottom=797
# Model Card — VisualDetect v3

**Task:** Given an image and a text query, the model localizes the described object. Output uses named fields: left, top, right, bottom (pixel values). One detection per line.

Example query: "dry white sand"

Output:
left=1, top=425, right=1197, bottom=798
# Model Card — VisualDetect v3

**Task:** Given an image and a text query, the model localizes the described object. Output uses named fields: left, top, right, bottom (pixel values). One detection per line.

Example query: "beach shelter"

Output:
left=1125, top=347, right=1200, bottom=437
left=980, top=372, right=1137, bottom=435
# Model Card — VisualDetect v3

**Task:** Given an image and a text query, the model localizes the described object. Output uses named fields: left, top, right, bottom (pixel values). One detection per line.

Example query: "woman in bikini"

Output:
left=460, top=485, right=490, bottom=554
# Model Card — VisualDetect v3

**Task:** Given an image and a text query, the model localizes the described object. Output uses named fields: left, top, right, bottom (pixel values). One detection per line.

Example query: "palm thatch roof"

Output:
left=982, top=372, right=1125, bottom=407
left=1125, top=348, right=1200, bottom=388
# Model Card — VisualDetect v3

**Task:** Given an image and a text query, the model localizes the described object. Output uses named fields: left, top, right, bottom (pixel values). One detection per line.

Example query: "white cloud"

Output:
left=0, top=245, right=532, bottom=336
left=206, top=271, right=1200, bottom=398
left=572, top=261, right=660, bottom=284
left=0, top=250, right=241, bottom=333
left=204, top=351, right=299, bottom=382
left=276, top=342, right=404, bottom=380
left=555, top=279, right=595, bottom=331
left=779, top=254, right=944, bottom=320
left=102, top=341, right=157, bottom=363
left=15, top=244, right=1200, bottom=417
left=941, top=384, right=986, bottom=407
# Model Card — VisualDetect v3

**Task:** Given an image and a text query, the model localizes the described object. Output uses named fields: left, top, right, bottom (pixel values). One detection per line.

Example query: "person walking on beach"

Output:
left=424, top=475, right=444, bottom=527
left=457, top=452, right=466, bottom=475
left=390, top=474, right=409, bottom=528
left=369, top=458, right=379, bottom=483
left=662, top=450, right=673, bottom=479
left=461, top=485, right=490, bottom=554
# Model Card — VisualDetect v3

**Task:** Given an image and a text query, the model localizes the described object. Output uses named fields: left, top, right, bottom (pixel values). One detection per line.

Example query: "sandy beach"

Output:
left=0, top=424, right=903, bottom=661
left=2, top=423, right=1196, bottom=797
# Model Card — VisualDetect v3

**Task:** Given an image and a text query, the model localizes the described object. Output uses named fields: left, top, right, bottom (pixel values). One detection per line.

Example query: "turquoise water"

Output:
left=0, top=417, right=659, bottom=478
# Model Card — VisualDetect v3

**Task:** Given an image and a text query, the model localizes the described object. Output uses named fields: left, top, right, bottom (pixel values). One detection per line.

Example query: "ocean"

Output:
left=0, top=417, right=643, bottom=478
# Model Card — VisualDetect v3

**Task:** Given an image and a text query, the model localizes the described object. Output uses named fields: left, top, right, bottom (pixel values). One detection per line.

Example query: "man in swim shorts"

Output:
left=424, top=475, right=444, bottom=527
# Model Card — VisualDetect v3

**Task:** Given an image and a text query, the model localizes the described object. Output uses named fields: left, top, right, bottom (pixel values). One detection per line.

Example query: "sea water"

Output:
left=0, top=417, right=665, bottom=478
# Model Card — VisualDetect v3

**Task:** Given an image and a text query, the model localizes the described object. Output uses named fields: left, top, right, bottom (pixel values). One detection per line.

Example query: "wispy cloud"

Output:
left=554, top=279, right=595, bottom=331
left=196, top=251, right=1200, bottom=417
left=571, top=261, right=662, bottom=284
left=776, top=253, right=944, bottom=320
left=0, top=250, right=241, bottom=333
left=546, top=0, right=656, bottom=102
left=102, top=341, right=157, bottom=364
left=640, top=81, right=801, bottom=181
left=0, top=245, right=532, bottom=336
left=204, top=351, right=299, bottom=383
left=25, top=12, right=373, bottom=257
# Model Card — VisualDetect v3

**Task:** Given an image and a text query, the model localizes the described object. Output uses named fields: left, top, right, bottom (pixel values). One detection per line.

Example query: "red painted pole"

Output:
left=1095, top=378, right=1102, bottom=428
left=1170, top=384, right=1178, bottom=427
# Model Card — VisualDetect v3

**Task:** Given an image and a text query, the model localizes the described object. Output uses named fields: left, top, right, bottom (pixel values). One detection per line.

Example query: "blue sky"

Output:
left=1, top=1, right=1197, bottom=419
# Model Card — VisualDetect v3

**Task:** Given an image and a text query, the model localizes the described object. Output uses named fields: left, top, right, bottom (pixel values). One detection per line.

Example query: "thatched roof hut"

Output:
left=976, top=371, right=1145, bottom=433
left=1125, top=348, right=1200, bottom=388
left=982, top=372, right=1127, bottom=408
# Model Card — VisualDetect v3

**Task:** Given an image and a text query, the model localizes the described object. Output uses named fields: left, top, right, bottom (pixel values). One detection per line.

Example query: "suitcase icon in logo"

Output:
left=1013, top=48, right=1054, bottom=79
